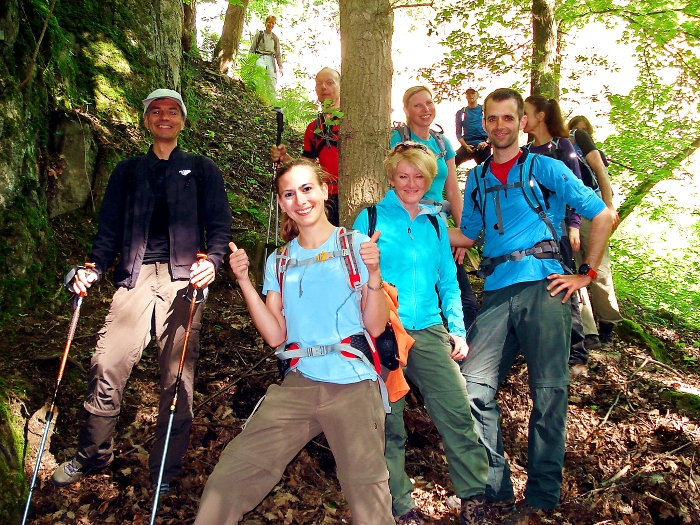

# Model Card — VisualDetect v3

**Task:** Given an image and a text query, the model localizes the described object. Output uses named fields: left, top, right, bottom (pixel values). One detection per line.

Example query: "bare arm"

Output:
left=586, top=149, right=620, bottom=231
left=229, top=242, right=287, bottom=348
left=546, top=207, right=613, bottom=302
left=444, top=158, right=467, bottom=263
left=359, top=232, right=389, bottom=337
left=448, top=227, right=477, bottom=249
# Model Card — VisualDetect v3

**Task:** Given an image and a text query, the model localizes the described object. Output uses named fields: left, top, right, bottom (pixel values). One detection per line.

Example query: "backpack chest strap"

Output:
left=484, top=181, right=524, bottom=235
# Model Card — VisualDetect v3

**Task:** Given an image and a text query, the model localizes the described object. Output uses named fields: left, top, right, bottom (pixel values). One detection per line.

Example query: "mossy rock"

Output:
left=0, top=397, right=26, bottom=524
left=616, top=319, right=669, bottom=362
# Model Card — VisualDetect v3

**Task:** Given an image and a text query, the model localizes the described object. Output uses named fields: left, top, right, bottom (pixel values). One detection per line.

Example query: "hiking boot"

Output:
left=501, top=501, right=542, bottom=525
left=459, top=496, right=493, bottom=525
left=488, top=499, right=516, bottom=519
left=599, top=322, right=615, bottom=346
left=51, top=456, right=112, bottom=487
left=395, top=507, right=423, bottom=525
left=570, top=363, right=588, bottom=377
left=583, top=334, right=601, bottom=349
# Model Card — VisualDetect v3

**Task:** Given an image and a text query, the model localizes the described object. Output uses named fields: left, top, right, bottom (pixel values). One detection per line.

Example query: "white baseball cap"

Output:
left=142, top=89, right=187, bottom=118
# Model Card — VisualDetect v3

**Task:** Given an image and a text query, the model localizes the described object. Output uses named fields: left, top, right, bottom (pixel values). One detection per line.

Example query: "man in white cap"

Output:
left=52, top=89, right=232, bottom=494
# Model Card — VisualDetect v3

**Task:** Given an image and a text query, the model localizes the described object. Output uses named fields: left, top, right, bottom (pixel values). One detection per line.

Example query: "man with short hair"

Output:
left=51, top=89, right=232, bottom=494
left=454, top=88, right=490, bottom=166
left=455, top=88, right=613, bottom=524
left=272, top=67, right=341, bottom=225
left=250, top=15, right=283, bottom=92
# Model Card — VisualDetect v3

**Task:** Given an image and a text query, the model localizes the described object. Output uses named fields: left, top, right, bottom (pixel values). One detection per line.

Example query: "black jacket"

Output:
left=89, top=147, right=232, bottom=288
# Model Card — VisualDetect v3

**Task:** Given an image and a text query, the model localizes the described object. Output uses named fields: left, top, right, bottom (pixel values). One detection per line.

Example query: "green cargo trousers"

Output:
left=385, top=324, right=489, bottom=516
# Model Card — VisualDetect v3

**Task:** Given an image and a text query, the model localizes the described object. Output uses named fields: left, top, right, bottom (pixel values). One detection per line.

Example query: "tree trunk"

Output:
left=338, top=0, right=394, bottom=225
left=617, top=136, right=700, bottom=223
left=212, top=0, right=250, bottom=75
left=531, top=0, right=559, bottom=97
left=182, top=0, right=197, bottom=53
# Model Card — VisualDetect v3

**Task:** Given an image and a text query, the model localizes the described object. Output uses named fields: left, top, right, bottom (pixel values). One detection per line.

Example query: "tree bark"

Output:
left=338, top=0, right=394, bottom=225
left=212, top=0, right=250, bottom=75
left=617, top=136, right=700, bottom=223
left=531, top=0, right=559, bottom=97
left=182, top=0, right=197, bottom=53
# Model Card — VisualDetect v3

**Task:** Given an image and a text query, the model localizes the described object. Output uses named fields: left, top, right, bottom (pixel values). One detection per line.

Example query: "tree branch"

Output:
left=391, top=1, right=434, bottom=8
left=19, top=0, right=57, bottom=90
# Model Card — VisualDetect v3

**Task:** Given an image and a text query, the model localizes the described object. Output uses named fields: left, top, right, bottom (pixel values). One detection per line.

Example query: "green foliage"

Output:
left=0, top=384, right=26, bottom=523
left=237, top=53, right=277, bottom=106
left=274, top=85, right=318, bottom=133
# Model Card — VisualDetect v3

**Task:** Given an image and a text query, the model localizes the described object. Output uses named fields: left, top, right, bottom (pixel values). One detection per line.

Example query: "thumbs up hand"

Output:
left=228, top=241, right=251, bottom=282
left=359, top=230, right=381, bottom=274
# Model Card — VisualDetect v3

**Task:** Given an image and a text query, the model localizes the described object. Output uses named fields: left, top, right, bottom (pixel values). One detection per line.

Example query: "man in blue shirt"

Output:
left=455, top=88, right=613, bottom=524
left=454, top=88, right=490, bottom=166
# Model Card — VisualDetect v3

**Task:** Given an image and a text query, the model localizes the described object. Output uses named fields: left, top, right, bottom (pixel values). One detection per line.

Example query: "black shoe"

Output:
left=52, top=456, right=112, bottom=487
left=599, top=322, right=615, bottom=346
left=584, top=334, right=601, bottom=349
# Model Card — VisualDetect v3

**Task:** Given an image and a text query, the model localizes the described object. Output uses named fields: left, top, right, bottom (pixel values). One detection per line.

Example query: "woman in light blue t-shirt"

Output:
left=195, top=160, right=394, bottom=525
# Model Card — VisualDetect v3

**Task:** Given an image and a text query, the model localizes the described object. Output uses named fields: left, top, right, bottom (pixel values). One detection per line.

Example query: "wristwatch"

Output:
left=578, top=264, right=597, bottom=280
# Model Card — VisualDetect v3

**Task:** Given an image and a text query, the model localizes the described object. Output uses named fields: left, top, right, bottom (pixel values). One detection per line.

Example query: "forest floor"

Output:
left=5, top=59, right=700, bottom=524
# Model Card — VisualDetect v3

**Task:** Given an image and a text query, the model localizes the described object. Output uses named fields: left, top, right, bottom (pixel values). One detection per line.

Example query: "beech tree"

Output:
left=420, top=0, right=700, bottom=220
left=212, top=0, right=251, bottom=74
left=338, top=0, right=394, bottom=224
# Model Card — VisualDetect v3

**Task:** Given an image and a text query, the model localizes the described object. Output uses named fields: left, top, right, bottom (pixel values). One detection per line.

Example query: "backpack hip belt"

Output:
left=477, top=239, right=561, bottom=278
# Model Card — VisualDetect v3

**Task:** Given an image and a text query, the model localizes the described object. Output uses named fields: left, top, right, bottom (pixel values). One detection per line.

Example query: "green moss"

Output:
left=0, top=387, right=26, bottom=524
left=616, top=319, right=670, bottom=362
left=660, top=390, right=700, bottom=417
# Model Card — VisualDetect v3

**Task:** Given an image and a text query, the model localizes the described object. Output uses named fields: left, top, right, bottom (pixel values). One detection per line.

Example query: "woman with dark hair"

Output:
left=353, top=143, right=491, bottom=525
left=391, top=86, right=480, bottom=334
left=524, top=95, right=588, bottom=374
left=194, top=159, right=394, bottom=525
left=568, top=116, right=623, bottom=349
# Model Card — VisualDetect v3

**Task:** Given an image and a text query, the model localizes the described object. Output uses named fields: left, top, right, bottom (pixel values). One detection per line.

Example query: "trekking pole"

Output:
left=149, top=254, right=207, bottom=525
left=264, top=108, right=284, bottom=274
left=21, top=263, right=95, bottom=525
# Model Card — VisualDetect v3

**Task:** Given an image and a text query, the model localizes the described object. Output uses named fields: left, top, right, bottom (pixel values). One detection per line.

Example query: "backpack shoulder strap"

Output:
left=367, top=205, right=378, bottom=237
left=429, top=129, right=447, bottom=159
left=427, top=214, right=441, bottom=239
left=520, top=154, right=560, bottom=243
left=395, top=124, right=411, bottom=142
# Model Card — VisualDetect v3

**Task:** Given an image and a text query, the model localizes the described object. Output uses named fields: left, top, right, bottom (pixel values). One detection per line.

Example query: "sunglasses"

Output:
left=393, top=141, right=429, bottom=154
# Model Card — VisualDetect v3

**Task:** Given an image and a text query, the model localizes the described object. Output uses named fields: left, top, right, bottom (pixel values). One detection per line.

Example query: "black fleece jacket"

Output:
left=88, top=146, right=232, bottom=288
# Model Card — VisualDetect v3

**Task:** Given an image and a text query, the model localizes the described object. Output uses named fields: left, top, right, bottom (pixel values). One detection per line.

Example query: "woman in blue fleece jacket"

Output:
left=353, top=143, right=491, bottom=525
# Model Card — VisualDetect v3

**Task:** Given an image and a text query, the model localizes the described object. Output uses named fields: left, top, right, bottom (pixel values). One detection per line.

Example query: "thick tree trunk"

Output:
left=617, top=136, right=700, bottom=223
left=212, top=0, right=250, bottom=75
left=531, top=0, right=559, bottom=97
left=182, top=0, right=197, bottom=53
left=338, top=0, right=394, bottom=225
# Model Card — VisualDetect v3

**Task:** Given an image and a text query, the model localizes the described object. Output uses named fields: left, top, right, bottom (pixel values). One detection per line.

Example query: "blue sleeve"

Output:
left=261, top=251, right=279, bottom=296
left=434, top=218, right=466, bottom=337
left=537, top=157, right=606, bottom=221
left=352, top=208, right=369, bottom=235
left=460, top=169, right=483, bottom=241
left=390, top=129, right=401, bottom=148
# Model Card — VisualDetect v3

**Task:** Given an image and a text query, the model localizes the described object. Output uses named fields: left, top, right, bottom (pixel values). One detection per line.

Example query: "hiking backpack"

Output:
left=468, top=150, right=563, bottom=277
left=393, top=123, right=447, bottom=160
left=569, top=129, right=600, bottom=190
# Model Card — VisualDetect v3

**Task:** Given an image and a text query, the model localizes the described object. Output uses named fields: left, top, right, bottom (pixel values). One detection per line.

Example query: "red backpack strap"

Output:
left=337, top=227, right=362, bottom=290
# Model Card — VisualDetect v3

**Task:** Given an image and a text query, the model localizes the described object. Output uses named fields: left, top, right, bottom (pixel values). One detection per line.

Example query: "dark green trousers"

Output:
left=385, top=324, right=488, bottom=516
left=461, top=280, right=570, bottom=509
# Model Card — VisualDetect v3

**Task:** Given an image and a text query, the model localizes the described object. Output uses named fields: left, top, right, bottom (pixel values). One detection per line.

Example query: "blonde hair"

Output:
left=274, top=159, right=329, bottom=243
left=384, top=142, right=437, bottom=187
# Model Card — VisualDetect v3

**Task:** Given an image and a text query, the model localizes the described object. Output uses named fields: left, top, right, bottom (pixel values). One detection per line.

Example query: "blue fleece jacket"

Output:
left=353, top=190, right=465, bottom=338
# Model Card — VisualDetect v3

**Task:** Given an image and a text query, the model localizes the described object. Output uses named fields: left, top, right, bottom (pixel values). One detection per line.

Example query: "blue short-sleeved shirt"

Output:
left=262, top=228, right=377, bottom=384
left=461, top=153, right=606, bottom=291
left=390, top=128, right=456, bottom=203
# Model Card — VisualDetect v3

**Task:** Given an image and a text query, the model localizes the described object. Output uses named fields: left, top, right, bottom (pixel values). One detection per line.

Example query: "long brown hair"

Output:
left=525, top=95, right=568, bottom=138
left=274, top=159, right=329, bottom=243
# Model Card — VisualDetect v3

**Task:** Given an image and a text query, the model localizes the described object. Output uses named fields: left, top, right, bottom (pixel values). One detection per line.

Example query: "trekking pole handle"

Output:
left=275, top=108, right=284, bottom=146
left=79, top=262, right=96, bottom=297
